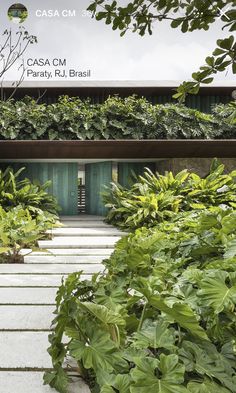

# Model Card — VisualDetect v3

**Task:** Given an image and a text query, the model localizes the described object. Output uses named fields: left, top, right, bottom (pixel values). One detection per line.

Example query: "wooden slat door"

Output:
left=85, top=161, right=112, bottom=216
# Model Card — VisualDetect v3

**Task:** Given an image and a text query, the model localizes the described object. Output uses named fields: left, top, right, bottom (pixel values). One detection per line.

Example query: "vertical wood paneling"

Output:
left=2, top=163, right=78, bottom=215
left=85, top=161, right=112, bottom=216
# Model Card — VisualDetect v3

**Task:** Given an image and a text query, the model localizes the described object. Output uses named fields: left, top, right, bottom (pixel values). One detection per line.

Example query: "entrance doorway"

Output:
left=1, top=161, right=156, bottom=216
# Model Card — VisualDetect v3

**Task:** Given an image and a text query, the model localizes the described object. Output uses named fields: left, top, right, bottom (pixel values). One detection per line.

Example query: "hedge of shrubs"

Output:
left=0, top=95, right=235, bottom=140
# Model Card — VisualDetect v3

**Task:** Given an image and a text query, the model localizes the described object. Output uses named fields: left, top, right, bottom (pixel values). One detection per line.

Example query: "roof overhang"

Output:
left=0, top=140, right=236, bottom=160
left=2, top=80, right=236, bottom=89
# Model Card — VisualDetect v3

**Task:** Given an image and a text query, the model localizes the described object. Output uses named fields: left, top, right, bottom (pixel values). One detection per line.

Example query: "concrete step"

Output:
left=60, top=215, right=104, bottom=221
left=29, top=248, right=113, bottom=256
left=0, top=274, right=63, bottom=287
left=0, top=332, right=51, bottom=368
left=24, top=255, right=108, bottom=264
left=0, top=372, right=90, bottom=393
left=59, top=221, right=111, bottom=228
left=0, top=288, right=57, bottom=305
left=0, top=306, right=55, bottom=330
left=49, top=227, right=125, bottom=236
left=0, top=264, right=103, bottom=274
left=38, top=236, right=120, bottom=249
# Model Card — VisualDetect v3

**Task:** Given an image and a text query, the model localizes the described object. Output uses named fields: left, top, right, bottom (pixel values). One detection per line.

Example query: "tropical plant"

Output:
left=0, top=96, right=235, bottom=140
left=0, top=167, right=60, bottom=263
left=213, top=101, right=236, bottom=125
left=0, top=166, right=59, bottom=218
left=44, top=206, right=236, bottom=392
left=0, top=206, right=55, bottom=263
left=102, top=159, right=236, bottom=229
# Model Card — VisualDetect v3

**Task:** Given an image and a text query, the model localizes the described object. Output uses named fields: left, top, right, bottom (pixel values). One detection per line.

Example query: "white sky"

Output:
left=1, top=0, right=235, bottom=82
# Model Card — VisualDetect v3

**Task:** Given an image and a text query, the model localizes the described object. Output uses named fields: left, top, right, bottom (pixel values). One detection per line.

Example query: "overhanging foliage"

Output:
left=0, top=96, right=235, bottom=140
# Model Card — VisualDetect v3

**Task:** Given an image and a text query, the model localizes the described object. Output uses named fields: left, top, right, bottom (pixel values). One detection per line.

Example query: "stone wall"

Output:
left=156, top=158, right=236, bottom=177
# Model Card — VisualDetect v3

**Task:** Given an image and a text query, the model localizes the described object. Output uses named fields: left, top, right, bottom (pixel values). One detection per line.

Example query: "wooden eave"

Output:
left=0, top=140, right=235, bottom=160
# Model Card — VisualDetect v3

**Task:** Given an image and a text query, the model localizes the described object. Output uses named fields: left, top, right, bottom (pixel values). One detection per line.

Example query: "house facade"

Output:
left=1, top=81, right=236, bottom=215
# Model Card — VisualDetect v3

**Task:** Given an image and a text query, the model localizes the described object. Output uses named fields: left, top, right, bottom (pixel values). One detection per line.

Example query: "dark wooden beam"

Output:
left=0, top=140, right=236, bottom=160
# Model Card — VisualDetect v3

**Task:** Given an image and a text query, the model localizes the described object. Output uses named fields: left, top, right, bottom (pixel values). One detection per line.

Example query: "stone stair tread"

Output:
left=0, top=306, right=55, bottom=330
left=29, top=248, right=113, bottom=256
left=49, top=227, right=125, bottom=236
left=24, top=255, right=107, bottom=264
left=38, top=236, right=120, bottom=249
left=60, top=215, right=104, bottom=221
left=0, top=332, right=52, bottom=368
left=0, top=264, right=103, bottom=274
left=0, top=372, right=90, bottom=393
left=0, top=274, right=91, bottom=287
left=0, top=215, right=118, bottom=391
left=59, top=221, right=111, bottom=228
left=0, top=288, right=57, bottom=305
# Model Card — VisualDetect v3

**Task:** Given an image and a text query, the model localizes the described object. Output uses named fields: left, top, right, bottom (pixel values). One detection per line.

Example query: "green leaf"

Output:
left=43, top=368, right=68, bottom=393
left=171, top=19, right=182, bottom=28
left=77, top=301, right=125, bottom=326
left=101, top=385, right=116, bottom=393
left=150, top=296, right=208, bottom=340
left=224, top=239, right=236, bottom=259
left=0, top=247, right=10, bottom=254
left=132, top=320, right=175, bottom=350
left=180, top=341, right=236, bottom=392
left=69, top=330, right=127, bottom=372
left=217, top=36, right=234, bottom=50
left=198, top=271, right=236, bottom=313
left=201, top=77, right=214, bottom=84
left=181, top=20, right=189, bottom=33
left=130, top=354, right=189, bottom=393
left=188, top=378, right=231, bottom=393
left=114, top=374, right=132, bottom=393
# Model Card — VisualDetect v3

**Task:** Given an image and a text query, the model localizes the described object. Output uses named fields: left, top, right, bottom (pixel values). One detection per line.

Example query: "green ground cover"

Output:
left=45, top=160, right=236, bottom=393
left=0, top=96, right=235, bottom=140
left=0, top=167, right=59, bottom=263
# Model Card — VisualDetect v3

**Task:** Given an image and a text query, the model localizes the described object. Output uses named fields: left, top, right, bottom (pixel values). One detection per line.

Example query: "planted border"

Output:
left=45, top=160, right=236, bottom=392
left=0, top=96, right=235, bottom=140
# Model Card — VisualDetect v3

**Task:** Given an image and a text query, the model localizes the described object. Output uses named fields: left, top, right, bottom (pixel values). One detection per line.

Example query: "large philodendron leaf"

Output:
left=77, top=301, right=125, bottom=326
left=150, top=296, right=208, bottom=340
left=224, top=239, right=236, bottom=259
left=68, top=330, right=127, bottom=373
left=101, top=374, right=132, bottom=393
left=130, top=354, right=189, bottom=393
left=188, top=378, right=231, bottom=393
left=198, top=271, right=236, bottom=313
left=131, top=320, right=175, bottom=350
left=114, top=374, right=132, bottom=393
left=179, top=341, right=236, bottom=393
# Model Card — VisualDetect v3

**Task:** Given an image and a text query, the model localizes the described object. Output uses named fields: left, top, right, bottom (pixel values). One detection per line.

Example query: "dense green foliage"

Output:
left=0, top=96, right=235, bottom=140
left=0, top=167, right=59, bottom=262
left=45, top=160, right=236, bottom=392
left=103, top=160, right=236, bottom=229
left=0, top=167, right=59, bottom=216
left=44, top=206, right=236, bottom=392
left=0, top=206, right=56, bottom=263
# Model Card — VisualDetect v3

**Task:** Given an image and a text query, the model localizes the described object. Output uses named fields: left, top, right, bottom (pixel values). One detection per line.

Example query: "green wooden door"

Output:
left=3, top=163, right=78, bottom=215
left=85, top=161, right=112, bottom=216
left=118, top=162, right=156, bottom=188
